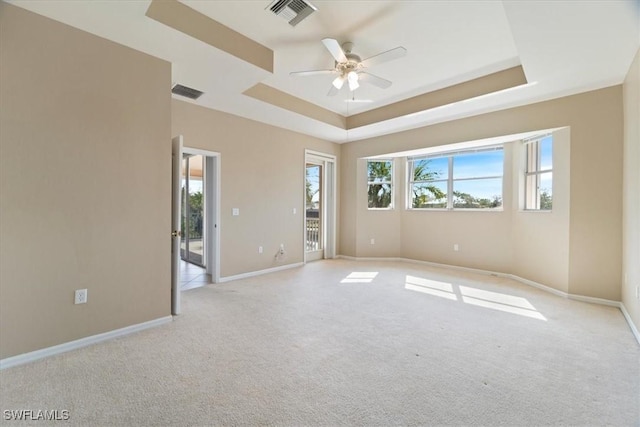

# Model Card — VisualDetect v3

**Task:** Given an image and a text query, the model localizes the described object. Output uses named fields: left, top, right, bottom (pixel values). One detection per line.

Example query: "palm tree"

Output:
left=411, top=160, right=445, bottom=208
left=367, top=161, right=392, bottom=208
left=305, top=169, right=318, bottom=207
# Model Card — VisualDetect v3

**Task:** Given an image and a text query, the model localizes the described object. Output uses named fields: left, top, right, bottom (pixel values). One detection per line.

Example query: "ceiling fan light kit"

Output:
left=290, top=38, right=407, bottom=97
left=347, top=71, right=359, bottom=91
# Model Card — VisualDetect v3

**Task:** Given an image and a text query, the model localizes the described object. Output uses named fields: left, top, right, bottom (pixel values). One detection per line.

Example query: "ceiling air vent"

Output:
left=267, top=0, right=317, bottom=27
left=171, top=84, right=204, bottom=100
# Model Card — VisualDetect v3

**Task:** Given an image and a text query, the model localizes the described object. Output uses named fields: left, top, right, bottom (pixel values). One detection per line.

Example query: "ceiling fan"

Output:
left=290, top=38, right=407, bottom=96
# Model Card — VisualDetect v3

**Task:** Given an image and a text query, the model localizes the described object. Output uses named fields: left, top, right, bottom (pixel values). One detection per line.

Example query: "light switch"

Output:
left=232, top=208, right=239, bottom=216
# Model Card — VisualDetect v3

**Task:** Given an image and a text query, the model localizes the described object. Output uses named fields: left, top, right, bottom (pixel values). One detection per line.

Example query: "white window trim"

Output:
left=523, top=135, right=553, bottom=211
left=367, top=159, right=394, bottom=210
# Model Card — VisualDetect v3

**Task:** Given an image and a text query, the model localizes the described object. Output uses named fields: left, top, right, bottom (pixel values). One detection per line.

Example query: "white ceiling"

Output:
left=8, top=0, right=639, bottom=143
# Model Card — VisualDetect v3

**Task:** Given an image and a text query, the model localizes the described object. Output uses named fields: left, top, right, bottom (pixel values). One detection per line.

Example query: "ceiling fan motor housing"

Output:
left=336, top=42, right=362, bottom=75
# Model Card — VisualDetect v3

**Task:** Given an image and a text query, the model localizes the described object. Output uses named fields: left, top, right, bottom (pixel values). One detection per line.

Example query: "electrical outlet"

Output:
left=74, top=289, right=88, bottom=304
left=292, top=208, right=297, bottom=214
left=258, top=246, right=263, bottom=254
left=232, top=208, right=239, bottom=216
left=454, top=244, right=459, bottom=252
left=370, top=238, right=375, bottom=245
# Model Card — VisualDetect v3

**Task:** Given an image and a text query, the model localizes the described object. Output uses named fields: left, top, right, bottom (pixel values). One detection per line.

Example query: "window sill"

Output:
left=407, top=208, right=504, bottom=212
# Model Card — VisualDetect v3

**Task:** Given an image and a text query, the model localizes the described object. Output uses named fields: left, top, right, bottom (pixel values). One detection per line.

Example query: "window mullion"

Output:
left=452, top=175, right=502, bottom=182
left=447, top=156, right=454, bottom=209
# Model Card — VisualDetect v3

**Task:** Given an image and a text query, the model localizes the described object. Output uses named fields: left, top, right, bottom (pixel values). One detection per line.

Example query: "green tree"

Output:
left=452, top=191, right=502, bottom=209
left=181, top=189, right=203, bottom=238
left=452, top=190, right=477, bottom=208
left=540, top=189, right=552, bottom=210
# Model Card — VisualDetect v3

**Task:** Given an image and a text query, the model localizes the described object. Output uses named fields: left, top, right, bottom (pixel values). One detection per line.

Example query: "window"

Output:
left=367, top=160, right=393, bottom=209
left=524, top=135, right=553, bottom=210
left=409, top=147, right=504, bottom=210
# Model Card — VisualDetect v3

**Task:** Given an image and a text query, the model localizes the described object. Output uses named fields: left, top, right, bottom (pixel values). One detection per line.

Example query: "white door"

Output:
left=171, top=136, right=183, bottom=315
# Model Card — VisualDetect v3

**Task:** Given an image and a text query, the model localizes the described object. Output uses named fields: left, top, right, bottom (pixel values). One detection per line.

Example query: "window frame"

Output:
left=407, top=156, right=449, bottom=209
left=367, top=159, right=394, bottom=210
left=407, top=146, right=504, bottom=211
left=523, top=135, right=553, bottom=211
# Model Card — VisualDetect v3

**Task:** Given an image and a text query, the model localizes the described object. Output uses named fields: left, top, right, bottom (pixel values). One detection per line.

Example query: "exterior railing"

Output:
left=306, top=218, right=320, bottom=251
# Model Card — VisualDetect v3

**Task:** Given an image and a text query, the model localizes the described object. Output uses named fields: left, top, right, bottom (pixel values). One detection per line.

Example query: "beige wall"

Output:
left=622, top=47, right=640, bottom=331
left=401, top=143, right=515, bottom=273
left=340, top=87, right=623, bottom=301
left=171, top=100, right=340, bottom=278
left=567, top=90, right=623, bottom=300
left=0, top=4, right=172, bottom=359
left=354, top=158, right=403, bottom=257
left=512, top=128, right=571, bottom=292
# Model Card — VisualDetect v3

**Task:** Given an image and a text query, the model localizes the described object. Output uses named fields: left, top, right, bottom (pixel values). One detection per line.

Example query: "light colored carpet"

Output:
left=1, top=259, right=638, bottom=426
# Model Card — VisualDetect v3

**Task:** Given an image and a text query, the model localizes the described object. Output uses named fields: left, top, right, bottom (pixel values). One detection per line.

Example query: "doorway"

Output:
left=171, top=135, right=220, bottom=315
left=304, top=150, right=336, bottom=263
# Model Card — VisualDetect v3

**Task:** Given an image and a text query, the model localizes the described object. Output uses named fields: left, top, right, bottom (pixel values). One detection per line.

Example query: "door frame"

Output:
left=183, top=146, right=221, bottom=283
left=171, top=137, right=221, bottom=315
left=304, top=150, right=337, bottom=263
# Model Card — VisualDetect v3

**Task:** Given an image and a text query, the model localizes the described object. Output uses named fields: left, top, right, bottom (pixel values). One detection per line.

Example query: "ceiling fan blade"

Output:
left=358, top=72, right=392, bottom=89
left=327, top=85, right=339, bottom=97
left=290, top=69, right=336, bottom=77
left=360, top=46, right=407, bottom=68
left=322, top=38, right=348, bottom=63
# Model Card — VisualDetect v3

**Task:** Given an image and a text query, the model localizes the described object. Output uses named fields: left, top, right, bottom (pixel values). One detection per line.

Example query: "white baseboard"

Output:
left=337, top=254, right=639, bottom=345
left=339, top=255, right=510, bottom=279
left=619, top=303, right=640, bottom=345
left=0, top=316, right=173, bottom=370
left=219, top=262, right=304, bottom=283
left=567, top=294, right=621, bottom=307
left=338, top=255, right=404, bottom=262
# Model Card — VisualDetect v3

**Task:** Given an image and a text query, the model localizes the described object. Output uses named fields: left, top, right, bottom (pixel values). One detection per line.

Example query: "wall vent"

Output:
left=171, top=84, right=204, bottom=100
left=267, top=0, right=317, bottom=27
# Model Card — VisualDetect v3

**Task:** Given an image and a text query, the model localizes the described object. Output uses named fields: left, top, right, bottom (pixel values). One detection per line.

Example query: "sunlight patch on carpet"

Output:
left=404, top=275, right=547, bottom=320
left=405, top=275, right=458, bottom=301
left=460, top=285, right=547, bottom=320
left=341, top=272, right=379, bottom=283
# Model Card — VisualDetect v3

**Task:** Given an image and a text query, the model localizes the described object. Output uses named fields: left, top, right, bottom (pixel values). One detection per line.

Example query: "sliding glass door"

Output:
left=181, top=154, right=205, bottom=267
